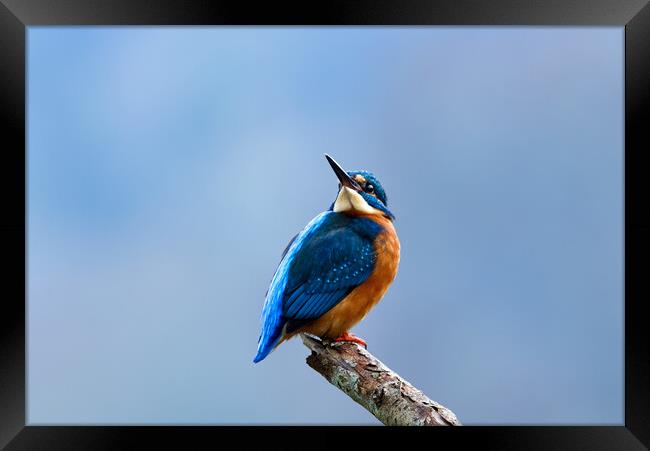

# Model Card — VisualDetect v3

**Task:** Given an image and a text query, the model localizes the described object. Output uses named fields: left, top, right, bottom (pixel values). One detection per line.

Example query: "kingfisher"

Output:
left=254, top=154, right=400, bottom=363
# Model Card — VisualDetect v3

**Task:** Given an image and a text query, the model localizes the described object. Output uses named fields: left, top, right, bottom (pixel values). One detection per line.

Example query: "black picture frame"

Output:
left=1, top=0, right=648, bottom=449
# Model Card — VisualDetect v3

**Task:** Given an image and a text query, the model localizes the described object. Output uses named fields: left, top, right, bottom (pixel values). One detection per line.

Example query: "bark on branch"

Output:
left=301, top=333, right=461, bottom=426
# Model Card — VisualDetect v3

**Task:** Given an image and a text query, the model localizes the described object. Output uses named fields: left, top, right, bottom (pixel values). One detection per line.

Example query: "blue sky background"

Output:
left=27, top=27, right=623, bottom=425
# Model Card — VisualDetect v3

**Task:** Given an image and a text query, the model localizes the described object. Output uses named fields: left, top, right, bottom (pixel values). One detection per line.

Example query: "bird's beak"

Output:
left=325, top=154, right=362, bottom=191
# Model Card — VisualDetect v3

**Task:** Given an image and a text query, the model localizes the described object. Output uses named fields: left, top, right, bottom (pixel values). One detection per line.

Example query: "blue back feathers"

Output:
left=253, top=211, right=383, bottom=363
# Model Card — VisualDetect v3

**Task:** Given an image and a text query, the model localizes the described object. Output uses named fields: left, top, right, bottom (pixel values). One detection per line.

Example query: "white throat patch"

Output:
left=333, top=187, right=381, bottom=215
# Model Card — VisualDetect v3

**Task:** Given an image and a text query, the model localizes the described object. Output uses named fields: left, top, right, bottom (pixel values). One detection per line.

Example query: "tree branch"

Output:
left=301, top=334, right=461, bottom=426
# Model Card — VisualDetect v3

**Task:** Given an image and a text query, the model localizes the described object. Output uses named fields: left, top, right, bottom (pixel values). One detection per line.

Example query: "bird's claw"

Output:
left=332, top=332, right=368, bottom=349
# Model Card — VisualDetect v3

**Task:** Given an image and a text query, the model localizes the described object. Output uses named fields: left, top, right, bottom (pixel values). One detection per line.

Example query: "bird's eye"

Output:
left=365, top=184, right=375, bottom=194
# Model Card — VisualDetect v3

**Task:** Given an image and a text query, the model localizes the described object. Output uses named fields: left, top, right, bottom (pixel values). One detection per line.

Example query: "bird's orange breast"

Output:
left=300, top=214, right=400, bottom=339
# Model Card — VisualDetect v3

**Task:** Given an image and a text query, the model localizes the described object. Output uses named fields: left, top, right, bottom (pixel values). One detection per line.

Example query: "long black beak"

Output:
left=325, top=154, right=362, bottom=191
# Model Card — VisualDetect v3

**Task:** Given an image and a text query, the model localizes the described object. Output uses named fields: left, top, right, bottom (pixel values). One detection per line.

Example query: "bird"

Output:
left=254, top=154, right=400, bottom=363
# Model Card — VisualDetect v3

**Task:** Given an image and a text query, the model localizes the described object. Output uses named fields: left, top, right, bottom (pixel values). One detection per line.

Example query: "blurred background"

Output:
left=27, top=27, right=623, bottom=424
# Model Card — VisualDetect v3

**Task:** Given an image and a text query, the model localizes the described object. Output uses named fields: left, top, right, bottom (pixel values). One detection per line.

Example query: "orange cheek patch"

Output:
left=352, top=174, right=379, bottom=199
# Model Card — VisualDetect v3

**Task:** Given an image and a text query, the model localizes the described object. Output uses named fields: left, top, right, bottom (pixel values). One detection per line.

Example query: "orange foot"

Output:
left=333, top=332, right=367, bottom=349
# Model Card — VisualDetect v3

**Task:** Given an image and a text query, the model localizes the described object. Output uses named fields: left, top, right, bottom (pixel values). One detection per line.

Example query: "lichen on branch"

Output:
left=301, top=334, right=461, bottom=426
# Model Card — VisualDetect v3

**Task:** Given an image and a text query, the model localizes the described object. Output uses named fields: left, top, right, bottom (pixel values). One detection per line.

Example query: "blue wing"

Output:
left=254, top=211, right=382, bottom=363
left=282, top=222, right=376, bottom=322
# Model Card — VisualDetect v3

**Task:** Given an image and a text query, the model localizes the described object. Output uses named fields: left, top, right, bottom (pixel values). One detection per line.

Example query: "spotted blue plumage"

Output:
left=253, top=211, right=382, bottom=363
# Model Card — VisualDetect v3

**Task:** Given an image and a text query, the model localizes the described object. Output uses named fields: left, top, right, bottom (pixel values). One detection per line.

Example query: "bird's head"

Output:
left=325, top=154, right=394, bottom=220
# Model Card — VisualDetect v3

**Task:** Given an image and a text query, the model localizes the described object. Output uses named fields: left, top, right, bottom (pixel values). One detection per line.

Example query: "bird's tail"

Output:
left=253, top=324, right=284, bottom=363
left=254, top=260, right=291, bottom=363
